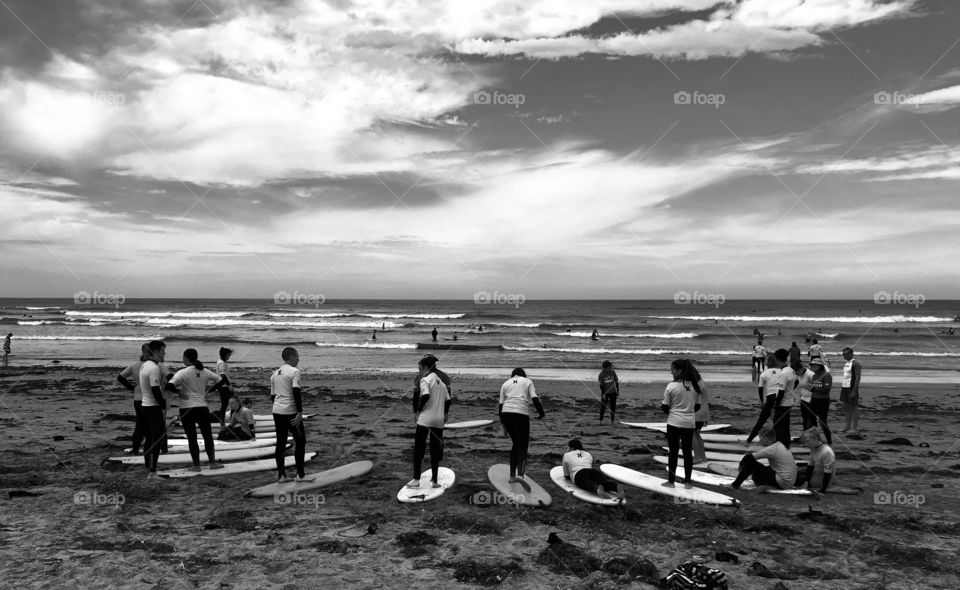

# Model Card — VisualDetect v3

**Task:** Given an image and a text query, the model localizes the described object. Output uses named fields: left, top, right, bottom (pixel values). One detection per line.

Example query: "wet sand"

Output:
left=0, top=366, right=958, bottom=589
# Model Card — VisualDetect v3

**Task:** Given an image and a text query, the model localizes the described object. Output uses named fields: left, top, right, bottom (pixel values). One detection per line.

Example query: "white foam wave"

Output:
left=489, top=322, right=541, bottom=328
left=143, top=318, right=401, bottom=329
left=270, top=312, right=464, bottom=319
left=553, top=331, right=698, bottom=339
left=25, top=306, right=62, bottom=310
left=17, top=335, right=164, bottom=341
left=314, top=342, right=417, bottom=350
left=65, top=311, right=250, bottom=318
left=649, top=314, right=952, bottom=323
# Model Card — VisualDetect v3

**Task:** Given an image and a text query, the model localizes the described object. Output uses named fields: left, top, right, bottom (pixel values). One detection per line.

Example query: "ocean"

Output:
left=2, top=299, right=959, bottom=383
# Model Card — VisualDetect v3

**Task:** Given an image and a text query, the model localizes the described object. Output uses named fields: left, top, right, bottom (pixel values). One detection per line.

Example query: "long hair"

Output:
left=671, top=358, right=702, bottom=395
left=183, top=348, right=204, bottom=371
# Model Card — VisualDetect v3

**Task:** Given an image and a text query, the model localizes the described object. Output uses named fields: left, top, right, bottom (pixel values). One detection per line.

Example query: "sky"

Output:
left=1, top=0, right=959, bottom=300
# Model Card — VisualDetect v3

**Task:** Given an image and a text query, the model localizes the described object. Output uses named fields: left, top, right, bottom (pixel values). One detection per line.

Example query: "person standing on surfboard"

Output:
left=139, top=340, right=169, bottom=478
left=165, top=348, right=228, bottom=472
left=412, top=354, right=451, bottom=413
left=561, top=439, right=625, bottom=501
left=731, top=428, right=797, bottom=491
left=660, top=359, right=702, bottom=489
left=271, top=347, right=307, bottom=482
left=499, top=368, right=545, bottom=487
left=597, top=360, right=620, bottom=424
left=407, top=355, right=452, bottom=488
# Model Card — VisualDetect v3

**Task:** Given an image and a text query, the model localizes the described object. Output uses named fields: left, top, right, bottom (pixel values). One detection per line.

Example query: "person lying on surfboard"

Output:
left=407, top=355, right=452, bottom=489
left=561, top=439, right=625, bottom=502
left=795, top=427, right=836, bottom=494
left=730, top=428, right=797, bottom=491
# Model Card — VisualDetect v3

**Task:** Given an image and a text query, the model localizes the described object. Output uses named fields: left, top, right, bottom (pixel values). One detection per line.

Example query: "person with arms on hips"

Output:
left=271, top=347, right=307, bottom=482
left=407, top=355, right=452, bottom=488
left=731, top=428, right=797, bottom=491
left=214, top=347, right=234, bottom=427
left=138, top=341, right=169, bottom=478
left=219, top=395, right=255, bottom=441
left=840, top=347, right=862, bottom=434
left=2, top=333, right=11, bottom=367
left=117, top=345, right=148, bottom=455
left=660, top=359, right=702, bottom=489
left=499, top=368, right=545, bottom=488
left=597, top=360, right=620, bottom=425
left=795, top=427, right=836, bottom=494
left=561, top=439, right=625, bottom=502
left=166, top=348, right=227, bottom=472
left=747, top=349, right=787, bottom=445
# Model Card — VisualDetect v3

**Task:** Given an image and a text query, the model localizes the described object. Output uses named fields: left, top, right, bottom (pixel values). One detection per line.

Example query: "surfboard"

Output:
left=621, top=422, right=730, bottom=432
left=245, top=460, right=374, bottom=498
left=159, top=452, right=318, bottom=479
left=444, top=419, right=494, bottom=430
left=669, top=466, right=814, bottom=495
left=108, top=445, right=283, bottom=465
left=487, top=464, right=552, bottom=507
left=599, top=464, right=738, bottom=507
left=704, top=441, right=809, bottom=455
left=549, top=466, right=623, bottom=506
left=652, top=456, right=711, bottom=469
left=397, top=467, right=455, bottom=503
left=699, top=433, right=749, bottom=443
left=252, top=413, right=317, bottom=421
left=127, top=437, right=283, bottom=454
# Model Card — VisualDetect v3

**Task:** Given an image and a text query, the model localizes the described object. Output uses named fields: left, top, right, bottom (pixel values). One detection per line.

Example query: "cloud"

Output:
left=794, top=145, right=960, bottom=181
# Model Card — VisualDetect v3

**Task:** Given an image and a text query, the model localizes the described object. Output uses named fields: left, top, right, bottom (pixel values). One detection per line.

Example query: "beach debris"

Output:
left=715, top=551, right=739, bottom=564
left=918, top=442, right=930, bottom=448
left=747, top=561, right=797, bottom=580
left=547, top=532, right=563, bottom=544
left=661, top=560, right=728, bottom=589
left=931, top=483, right=944, bottom=488
left=7, top=489, right=42, bottom=498
left=877, top=437, right=912, bottom=445
left=445, top=558, right=524, bottom=586
left=52, top=436, right=65, bottom=441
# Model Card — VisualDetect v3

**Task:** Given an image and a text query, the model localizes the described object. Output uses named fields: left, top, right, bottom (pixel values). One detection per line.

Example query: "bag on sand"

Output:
left=661, top=560, right=728, bottom=590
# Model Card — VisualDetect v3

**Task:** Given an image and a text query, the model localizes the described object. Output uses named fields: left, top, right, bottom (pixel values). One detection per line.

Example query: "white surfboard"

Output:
left=444, top=419, right=494, bottom=430
left=600, top=463, right=738, bottom=507
left=652, top=455, right=712, bottom=469
left=700, top=433, right=749, bottom=443
left=667, top=466, right=814, bottom=495
left=704, top=441, right=809, bottom=455
left=549, top=466, right=623, bottom=506
left=705, top=463, right=815, bottom=495
left=397, top=467, right=456, bottom=503
left=108, top=445, right=283, bottom=465
left=659, top=447, right=753, bottom=463
left=487, top=464, right=552, bottom=507
left=245, top=460, right=374, bottom=498
left=159, top=452, right=318, bottom=479
left=621, top=422, right=730, bottom=432
left=126, top=437, right=284, bottom=454
left=253, top=413, right=316, bottom=421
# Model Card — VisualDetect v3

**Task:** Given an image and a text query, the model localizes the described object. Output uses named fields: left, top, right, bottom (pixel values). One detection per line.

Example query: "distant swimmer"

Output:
left=2, top=333, right=11, bottom=367
left=431, top=327, right=438, bottom=342
left=561, top=439, right=625, bottom=502
left=372, top=331, right=377, bottom=340
left=478, top=325, right=484, bottom=333
left=597, top=360, right=620, bottom=424
left=591, top=329, right=599, bottom=341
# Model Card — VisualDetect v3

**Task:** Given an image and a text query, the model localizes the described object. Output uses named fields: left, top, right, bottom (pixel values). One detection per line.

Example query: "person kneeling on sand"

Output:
left=219, top=395, right=255, bottom=441
left=730, top=428, right=796, bottom=491
left=795, top=427, right=836, bottom=494
left=561, top=439, right=625, bottom=502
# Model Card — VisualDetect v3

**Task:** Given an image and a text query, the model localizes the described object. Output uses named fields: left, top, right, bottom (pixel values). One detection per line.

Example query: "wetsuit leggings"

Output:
left=132, top=400, right=145, bottom=455
left=753, top=357, right=765, bottom=372
left=773, top=406, right=791, bottom=448
left=413, top=425, right=444, bottom=482
left=800, top=400, right=816, bottom=431
left=808, top=397, right=832, bottom=444
left=142, top=406, right=166, bottom=472
left=665, top=424, right=694, bottom=484
left=599, top=393, right=617, bottom=423
left=500, top=412, right=530, bottom=478
left=573, top=468, right=619, bottom=494
left=218, top=390, right=232, bottom=421
left=273, top=413, right=307, bottom=478
left=733, top=454, right=782, bottom=489
left=179, top=407, right=216, bottom=466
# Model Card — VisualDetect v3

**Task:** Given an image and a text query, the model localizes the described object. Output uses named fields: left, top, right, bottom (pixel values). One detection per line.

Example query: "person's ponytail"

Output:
left=184, top=348, right=204, bottom=371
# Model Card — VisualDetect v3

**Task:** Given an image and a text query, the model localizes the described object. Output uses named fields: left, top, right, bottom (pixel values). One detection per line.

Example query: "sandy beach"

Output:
left=0, top=366, right=958, bottom=589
